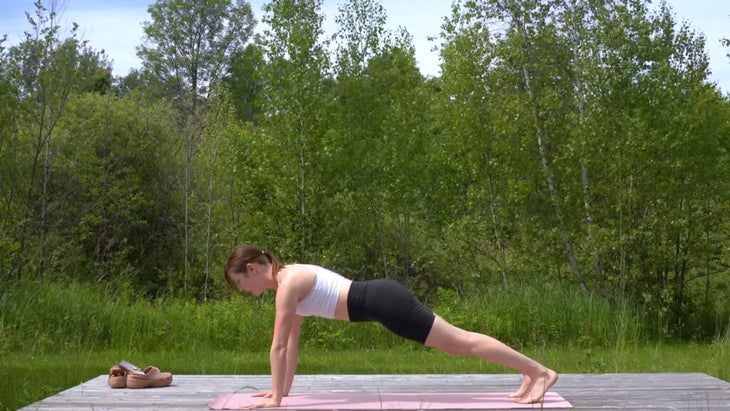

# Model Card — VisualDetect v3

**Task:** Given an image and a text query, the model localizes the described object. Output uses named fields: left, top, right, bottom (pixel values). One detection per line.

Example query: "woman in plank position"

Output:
left=225, top=245, right=558, bottom=409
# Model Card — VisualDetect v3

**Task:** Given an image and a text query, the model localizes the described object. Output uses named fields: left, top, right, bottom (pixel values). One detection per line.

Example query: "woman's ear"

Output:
left=245, top=262, right=257, bottom=276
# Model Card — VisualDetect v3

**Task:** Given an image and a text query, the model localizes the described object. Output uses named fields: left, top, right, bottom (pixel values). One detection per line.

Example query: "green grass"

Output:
left=1, top=343, right=728, bottom=411
left=0, top=280, right=656, bottom=354
left=1, top=280, right=728, bottom=410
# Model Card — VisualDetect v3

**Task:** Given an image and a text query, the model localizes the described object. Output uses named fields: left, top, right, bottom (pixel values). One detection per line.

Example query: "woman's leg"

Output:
left=424, top=316, right=557, bottom=404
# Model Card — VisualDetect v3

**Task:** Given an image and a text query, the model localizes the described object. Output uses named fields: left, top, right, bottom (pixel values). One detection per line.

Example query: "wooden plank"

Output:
left=19, top=373, right=730, bottom=411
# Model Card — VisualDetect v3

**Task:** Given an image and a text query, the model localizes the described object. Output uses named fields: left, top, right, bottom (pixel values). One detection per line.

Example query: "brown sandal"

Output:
left=108, top=366, right=127, bottom=388
left=126, top=366, right=173, bottom=388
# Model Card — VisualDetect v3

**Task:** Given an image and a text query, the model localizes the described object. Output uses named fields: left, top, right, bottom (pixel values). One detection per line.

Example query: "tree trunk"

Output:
left=521, top=63, right=588, bottom=293
left=485, top=172, right=509, bottom=290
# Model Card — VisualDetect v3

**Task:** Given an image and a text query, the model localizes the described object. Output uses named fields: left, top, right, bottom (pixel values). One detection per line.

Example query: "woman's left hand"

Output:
left=241, top=392, right=281, bottom=408
left=241, top=398, right=280, bottom=409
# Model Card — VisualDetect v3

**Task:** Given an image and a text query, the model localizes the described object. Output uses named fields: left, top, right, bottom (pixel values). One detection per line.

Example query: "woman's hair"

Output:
left=224, top=245, right=283, bottom=290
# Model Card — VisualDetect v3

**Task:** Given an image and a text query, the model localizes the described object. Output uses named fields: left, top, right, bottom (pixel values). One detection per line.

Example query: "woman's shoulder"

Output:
left=284, top=263, right=319, bottom=273
left=285, top=263, right=348, bottom=281
left=281, top=264, right=318, bottom=286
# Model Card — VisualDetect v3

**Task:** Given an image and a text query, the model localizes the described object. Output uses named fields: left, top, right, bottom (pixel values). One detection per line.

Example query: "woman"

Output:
left=224, top=245, right=557, bottom=409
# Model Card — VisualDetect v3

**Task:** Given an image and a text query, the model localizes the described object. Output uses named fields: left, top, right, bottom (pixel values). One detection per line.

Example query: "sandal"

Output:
left=126, top=365, right=173, bottom=388
left=108, top=366, right=127, bottom=388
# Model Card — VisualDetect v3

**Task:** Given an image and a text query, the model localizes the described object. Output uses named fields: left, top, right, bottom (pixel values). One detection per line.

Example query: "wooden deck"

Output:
left=19, top=373, right=730, bottom=410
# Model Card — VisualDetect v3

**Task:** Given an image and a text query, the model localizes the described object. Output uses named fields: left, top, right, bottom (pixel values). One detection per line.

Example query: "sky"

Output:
left=0, top=0, right=728, bottom=92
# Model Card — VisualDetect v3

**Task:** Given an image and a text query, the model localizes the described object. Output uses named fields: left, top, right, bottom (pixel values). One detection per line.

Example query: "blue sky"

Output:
left=0, top=0, right=728, bottom=92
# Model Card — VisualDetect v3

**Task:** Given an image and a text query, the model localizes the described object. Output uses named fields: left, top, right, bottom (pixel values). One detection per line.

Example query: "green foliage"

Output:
left=0, top=0, right=728, bottom=341
left=255, top=0, right=332, bottom=262
left=54, top=92, right=182, bottom=292
left=0, top=0, right=115, bottom=284
left=332, top=0, right=389, bottom=76
left=438, top=0, right=730, bottom=337
left=138, top=0, right=255, bottom=102
left=224, top=44, right=265, bottom=122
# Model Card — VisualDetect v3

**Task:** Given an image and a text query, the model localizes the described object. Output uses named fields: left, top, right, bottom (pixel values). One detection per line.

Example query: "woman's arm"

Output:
left=251, top=315, right=302, bottom=399
left=283, top=315, right=303, bottom=395
left=244, top=267, right=313, bottom=409
left=268, top=283, right=299, bottom=405
left=244, top=282, right=299, bottom=409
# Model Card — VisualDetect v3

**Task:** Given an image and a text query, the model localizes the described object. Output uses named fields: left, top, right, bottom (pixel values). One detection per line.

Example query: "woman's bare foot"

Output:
left=516, top=368, right=558, bottom=404
left=506, top=374, right=531, bottom=398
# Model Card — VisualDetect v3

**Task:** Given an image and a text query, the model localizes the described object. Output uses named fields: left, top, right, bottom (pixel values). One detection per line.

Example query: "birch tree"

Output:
left=256, top=0, right=330, bottom=261
left=138, top=0, right=255, bottom=292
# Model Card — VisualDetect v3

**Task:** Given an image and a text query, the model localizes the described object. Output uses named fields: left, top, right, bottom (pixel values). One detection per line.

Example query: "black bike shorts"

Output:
left=347, top=279, right=436, bottom=344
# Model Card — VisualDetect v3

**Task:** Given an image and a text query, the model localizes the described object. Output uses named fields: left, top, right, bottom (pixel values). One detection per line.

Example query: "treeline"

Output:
left=1, top=0, right=728, bottom=339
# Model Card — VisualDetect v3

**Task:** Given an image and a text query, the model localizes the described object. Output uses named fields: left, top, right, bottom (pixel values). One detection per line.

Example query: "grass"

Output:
left=1, top=280, right=728, bottom=410
left=0, top=280, right=655, bottom=354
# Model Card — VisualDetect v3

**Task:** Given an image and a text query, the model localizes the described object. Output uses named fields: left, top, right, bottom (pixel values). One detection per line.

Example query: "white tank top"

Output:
left=294, top=264, right=349, bottom=319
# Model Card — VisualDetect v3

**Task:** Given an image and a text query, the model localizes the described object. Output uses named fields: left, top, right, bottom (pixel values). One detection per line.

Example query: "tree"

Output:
left=438, top=0, right=516, bottom=290
left=0, top=35, right=20, bottom=283
left=138, top=0, right=255, bottom=107
left=195, top=89, right=246, bottom=299
left=223, top=43, right=265, bottom=122
left=256, top=0, right=330, bottom=262
left=3, top=0, right=111, bottom=280
left=332, top=0, right=388, bottom=77
left=324, top=0, right=401, bottom=277
left=56, top=92, right=182, bottom=293
left=438, top=0, right=729, bottom=336
left=137, top=0, right=255, bottom=293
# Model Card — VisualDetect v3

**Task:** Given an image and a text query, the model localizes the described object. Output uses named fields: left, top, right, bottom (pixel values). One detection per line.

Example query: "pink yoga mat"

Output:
left=208, top=391, right=572, bottom=409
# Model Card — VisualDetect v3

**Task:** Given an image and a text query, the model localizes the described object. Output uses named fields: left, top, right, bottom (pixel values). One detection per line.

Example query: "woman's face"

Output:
left=230, top=264, right=267, bottom=296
